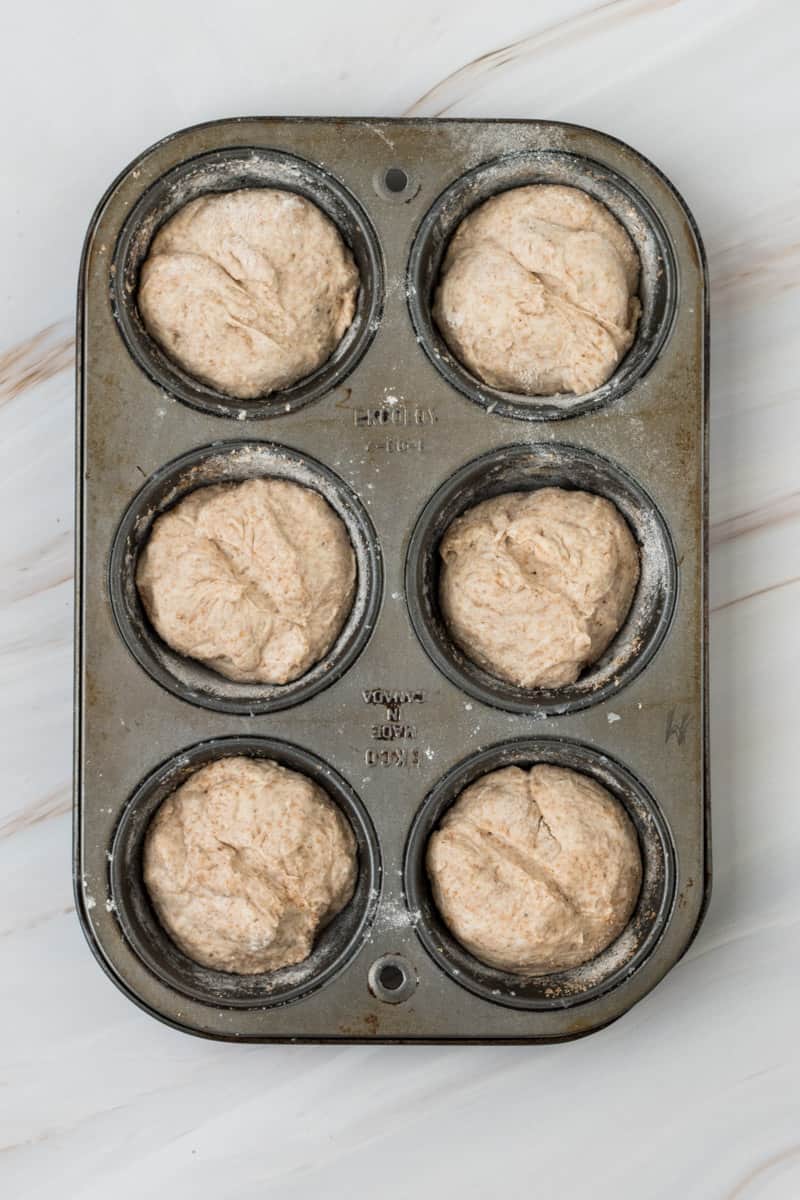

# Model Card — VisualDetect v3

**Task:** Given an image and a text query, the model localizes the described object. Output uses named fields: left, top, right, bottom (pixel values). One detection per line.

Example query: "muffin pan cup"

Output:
left=110, top=736, right=381, bottom=1008
left=112, top=146, right=384, bottom=419
left=76, top=117, right=709, bottom=1042
left=109, top=440, right=383, bottom=713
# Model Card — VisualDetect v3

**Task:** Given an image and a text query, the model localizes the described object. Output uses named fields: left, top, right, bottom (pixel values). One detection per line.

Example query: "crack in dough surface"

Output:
left=427, top=764, right=642, bottom=975
left=433, top=184, right=641, bottom=396
left=138, top=188, right=360, bottom=399
left=144, top=756, right=357, bottom=975
left=136, top=477, right=356, bottom=685
left=439, top=486, right=640, bottom=688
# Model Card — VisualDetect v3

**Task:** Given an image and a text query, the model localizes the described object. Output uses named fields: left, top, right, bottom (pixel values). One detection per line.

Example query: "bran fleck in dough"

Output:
left=433, top=184, right=641, bottom=396
left=136, top=477, right=356, bottom=685
left=427, top=764, right=642, bottom=975
left=144, top=756, right=358, bottom=975
left=138, top=188, right=359, bottom=399
left=439, top=487, right=640, bottom=689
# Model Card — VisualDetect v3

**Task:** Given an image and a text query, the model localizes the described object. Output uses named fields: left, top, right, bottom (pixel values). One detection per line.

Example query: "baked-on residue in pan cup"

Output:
left=405, top=442, right=677, bottom=717
left=408, top=150, right=677, bottom=422
left=404, top=738, right=675, bottom=1011
left=110, top=737, right=381, bottom=1009
left=109, top=442, right=383, bottom=714
left=112, top=147, right=383, bottom=419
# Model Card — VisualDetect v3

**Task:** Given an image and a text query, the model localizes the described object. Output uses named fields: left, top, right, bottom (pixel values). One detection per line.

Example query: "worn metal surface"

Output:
left=75, top=117, right=709, bottom=1042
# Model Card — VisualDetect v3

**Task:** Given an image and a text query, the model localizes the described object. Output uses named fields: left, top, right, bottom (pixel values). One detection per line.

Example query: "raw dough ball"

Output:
left=136, top=477, right=356, bottom=685
left=427, top=764, right=642, bottom=975
left=138, top=189, right=359, bottom=399
left=439, top=487, right=639, bottom=688
left=144, top=756, right=358, bottom=974
left=433, top=184, right=641, bottom=396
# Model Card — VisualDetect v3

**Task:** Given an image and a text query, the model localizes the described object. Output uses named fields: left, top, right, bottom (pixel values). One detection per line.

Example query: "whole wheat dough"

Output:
left=433, top=184, right=641, bottom=396
left=144, top=756, right=357, bottom=974
left=138, top=189, right=359, bottom=398
left=427, top=764, right=642, bottom=975
left=136, top=477, right=356, bottom=685
left=439, top=487, right=639, bottom=689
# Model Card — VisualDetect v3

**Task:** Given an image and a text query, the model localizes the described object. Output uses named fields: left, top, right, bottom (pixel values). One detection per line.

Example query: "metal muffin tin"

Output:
left=75, top=117, right=709, bottom=1042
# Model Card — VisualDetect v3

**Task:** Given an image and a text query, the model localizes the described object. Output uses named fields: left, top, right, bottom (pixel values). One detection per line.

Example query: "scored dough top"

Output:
left=433, top=184, right=641, bottom=396
left=439, top=486, right=640, bottom=689
left=138, top=188, right=360, bottom=398
left=144, top=756, right=358, bottom=975
left=136, top=477, right=356, bottom=686
left=427, top=763, right=643, bottom=976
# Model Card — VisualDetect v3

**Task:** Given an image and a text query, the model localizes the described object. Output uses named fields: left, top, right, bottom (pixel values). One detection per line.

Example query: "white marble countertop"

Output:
left=2, top=1, right=798, bottom=1196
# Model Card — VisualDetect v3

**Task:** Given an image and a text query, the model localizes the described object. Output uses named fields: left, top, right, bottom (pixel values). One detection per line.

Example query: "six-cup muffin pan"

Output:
left=75, top=117, right=709, bottom=1042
